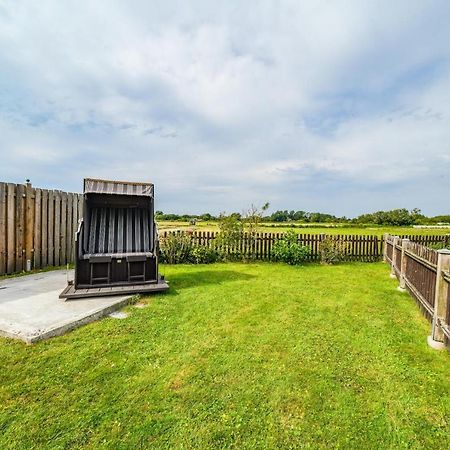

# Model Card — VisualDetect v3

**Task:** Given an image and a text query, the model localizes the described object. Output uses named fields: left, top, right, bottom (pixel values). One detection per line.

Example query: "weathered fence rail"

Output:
left=384, top=234, right=450, bottom=349
left=0, top=182, right=83, bottom=274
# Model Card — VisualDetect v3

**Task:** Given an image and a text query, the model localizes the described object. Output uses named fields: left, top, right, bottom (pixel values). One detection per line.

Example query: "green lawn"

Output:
left=1, top=263, right=450, bottom=449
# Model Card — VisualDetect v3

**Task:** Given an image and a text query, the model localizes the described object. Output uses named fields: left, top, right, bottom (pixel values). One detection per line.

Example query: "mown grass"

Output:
left=1, top=262, right=450, bottom=449
left=157, top=220, right=450, bottom=237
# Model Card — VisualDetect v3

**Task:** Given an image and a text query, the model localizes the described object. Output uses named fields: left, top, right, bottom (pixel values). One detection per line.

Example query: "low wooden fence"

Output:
left=162, top=231, right=383, bottom=262
left=162, top=231, right=449, bottom=263
left=384, top=234, right=450, bottom=348
left=0, top=182, right=83, bottom=274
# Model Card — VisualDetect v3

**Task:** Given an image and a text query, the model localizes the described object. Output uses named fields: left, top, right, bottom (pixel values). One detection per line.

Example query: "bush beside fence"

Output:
left=384, top=234, right=450, bottom=349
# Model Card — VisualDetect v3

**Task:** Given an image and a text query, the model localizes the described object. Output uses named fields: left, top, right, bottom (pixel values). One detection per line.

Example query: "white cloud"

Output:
left=0, top=0, right=449, bottom=215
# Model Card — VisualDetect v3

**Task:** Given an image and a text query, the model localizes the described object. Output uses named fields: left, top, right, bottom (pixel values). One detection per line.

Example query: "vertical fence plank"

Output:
left=25, top=183, right=35, bottom=270
left=6, top=184, right=16, bottom=274
left=0, top=183, right=6, bottom=274
left=60, top=191, right=67, bottom=265
left=34, top=188, right=42, bottom=269
left=15, top=184, right=25, bottom=272
left=66, top=193, right=73, bottom=262
left=54, top=191, right=61, bottom=266
left=47, top=190, right=55, bottom=266
left=41, top=190, right=48, bottom=268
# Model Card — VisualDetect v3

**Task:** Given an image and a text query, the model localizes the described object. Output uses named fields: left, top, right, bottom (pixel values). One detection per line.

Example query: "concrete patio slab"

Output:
left=0, top=270, right=134, bottom=343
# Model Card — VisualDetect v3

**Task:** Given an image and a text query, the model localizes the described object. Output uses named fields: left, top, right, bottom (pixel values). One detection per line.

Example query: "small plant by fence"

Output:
left=0, top=182, right=83, bottom=274
left=384, top=234, right=450, bottom=349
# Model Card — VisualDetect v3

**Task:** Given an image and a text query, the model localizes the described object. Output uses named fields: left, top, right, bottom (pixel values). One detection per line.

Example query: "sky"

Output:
left=0, top=0, right=449, bottom=217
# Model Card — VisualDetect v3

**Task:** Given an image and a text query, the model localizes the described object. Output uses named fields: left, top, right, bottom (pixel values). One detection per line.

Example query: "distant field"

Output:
left=157, top=221, right=450, bottom=237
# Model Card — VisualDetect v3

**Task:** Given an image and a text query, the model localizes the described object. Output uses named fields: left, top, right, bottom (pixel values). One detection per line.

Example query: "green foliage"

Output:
left=160, top=233, right=220, bottom=264
left=160, top=232, right=192, bottom=264
left=191, top=245, right=219, bottom=264
left=216, top=212, right=244, bottom=248
left=270, top=209, right=348, bottom=223
left=155, top=211, right=220, bottom=221
left=319, top=237, right=349, bottom=264
left=244, top=202, right=270, bottom=234
left=429, top=241, right=449, bottom=251
left=155, top=208, right=448, bottom=226
left=272, top=230, right=310, bottom=265
left=156, top=207, right=449, bottom=226
left=355, top=208, right=424, bottom=226
left=426, top=215, right=450, bottom=224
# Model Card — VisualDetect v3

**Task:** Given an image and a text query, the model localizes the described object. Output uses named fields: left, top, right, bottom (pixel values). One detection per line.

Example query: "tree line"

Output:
left=156, top=208, right=450, bottom=226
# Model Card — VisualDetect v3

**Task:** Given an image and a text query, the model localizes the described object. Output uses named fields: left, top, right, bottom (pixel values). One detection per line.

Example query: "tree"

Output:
left=245, top=202, right=270, bottom=234
left=271, top=210, right=289, bottom=222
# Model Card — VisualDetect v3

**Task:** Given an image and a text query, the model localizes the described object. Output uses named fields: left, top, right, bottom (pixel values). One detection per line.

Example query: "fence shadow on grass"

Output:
left=162, top=268, right=256, bottom=293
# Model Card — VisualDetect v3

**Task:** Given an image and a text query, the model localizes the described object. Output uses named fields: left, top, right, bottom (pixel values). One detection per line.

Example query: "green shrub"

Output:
left=319, top=237, right=348, bottom=264
left=160, top=233, right=219, bottom=264
left=272, top=230, right=310, bottom=265
left=160, top=232, right=192, bottom=264
left=191, top=245, right=219, bottom=264
left=429, top=242, right=449, bottom=251
left=215, top=213, right=244, bottom=261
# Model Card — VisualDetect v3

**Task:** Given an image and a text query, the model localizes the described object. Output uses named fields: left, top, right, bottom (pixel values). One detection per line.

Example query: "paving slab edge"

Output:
left=0, top=295, right=134, bottom=344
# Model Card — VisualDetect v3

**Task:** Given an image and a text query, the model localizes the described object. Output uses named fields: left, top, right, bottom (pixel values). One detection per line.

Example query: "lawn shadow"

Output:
left=162, top=269, right=256, bottom=293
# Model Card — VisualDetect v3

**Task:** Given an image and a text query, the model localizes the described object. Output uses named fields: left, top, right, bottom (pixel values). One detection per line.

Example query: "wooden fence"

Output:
left=0, top=184, right=448, bottom=276
left=162, top=231, right=384, bottom=261
left=0, top=182, right=83, bottom=275
left=384, top=234, right=450, bottom=349
left=161, top=231, right=449, bottom=263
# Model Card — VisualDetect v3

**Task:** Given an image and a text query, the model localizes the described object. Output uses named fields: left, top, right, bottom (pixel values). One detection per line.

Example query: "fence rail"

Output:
left=0, top=182, right=83, bottom=274
left=384, top=234, right=450, bottom=349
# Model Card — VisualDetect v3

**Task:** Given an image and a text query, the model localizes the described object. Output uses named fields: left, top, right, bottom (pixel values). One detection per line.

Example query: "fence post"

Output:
left=397, top=238, right=409, bottom=292
left=390, top=236, right=399, bottom=279
left=428, top=249, right=450, bottom=349
left=383, top=233, right=388, bottom=263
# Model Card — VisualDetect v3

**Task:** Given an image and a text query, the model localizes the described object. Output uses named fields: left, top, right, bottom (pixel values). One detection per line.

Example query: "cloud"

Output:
left=0, top=0, right=449, bottom=215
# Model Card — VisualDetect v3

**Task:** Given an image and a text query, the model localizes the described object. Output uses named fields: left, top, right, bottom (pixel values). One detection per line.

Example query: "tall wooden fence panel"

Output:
left=0, top=182, right=83, bottom=275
